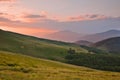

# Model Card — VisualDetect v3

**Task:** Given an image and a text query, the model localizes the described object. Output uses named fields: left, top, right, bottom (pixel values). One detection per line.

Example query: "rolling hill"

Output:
left=80, top=30, right=120, bottom=42
left=1, top=29, right=120, bottom=72
left=93, top=37, right=120, bottom=54
left=75, top=40, right=93, bottom=46
left=0, top=51, right=120, bottom=80
left=0, top=29, right=87, bottom=61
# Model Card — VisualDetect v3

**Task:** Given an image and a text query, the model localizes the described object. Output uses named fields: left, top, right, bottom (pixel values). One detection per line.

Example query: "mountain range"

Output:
left=1, top=29, right=120, bottom=54
left=79, top=30, right=120, bottom=42
left=44, top=30, right=85, bottom=42
left=43, top=30, right=120, bottom=43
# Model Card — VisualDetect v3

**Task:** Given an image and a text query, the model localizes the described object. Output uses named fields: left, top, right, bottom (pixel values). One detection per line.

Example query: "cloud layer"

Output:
left=0, top=11, right=120, bottom=37
left=67, top=14, right=109, bottom=22
left=0, top=0, right=15, bottom=1
left=0, top=0, right=120, bottom=37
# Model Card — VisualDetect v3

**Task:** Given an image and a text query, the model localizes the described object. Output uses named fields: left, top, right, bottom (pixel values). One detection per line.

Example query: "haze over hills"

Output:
left=43, top=29, right=120, bottom=43
left=0, top=29, right=120, bottom=72
left=44, top=30, right=85, bottom=42
left=79, top=30, right=120, bottom=42
left=93, top=37, right=120, bottom=54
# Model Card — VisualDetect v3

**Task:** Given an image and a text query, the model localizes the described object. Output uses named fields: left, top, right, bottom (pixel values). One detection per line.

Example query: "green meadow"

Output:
left=0, top=29, right=87, bottom=61
left=0, top=51, right=120, bottom=80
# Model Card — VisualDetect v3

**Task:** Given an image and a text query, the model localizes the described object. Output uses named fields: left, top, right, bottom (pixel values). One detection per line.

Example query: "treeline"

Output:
left=65, top=52, right=120, bottom=72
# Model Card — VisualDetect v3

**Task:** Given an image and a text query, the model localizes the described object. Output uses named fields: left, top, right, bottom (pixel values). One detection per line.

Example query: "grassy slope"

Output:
left=0, top=51, right=120, bottom=80
left=0, top=29, right=87, bottom=61
left=93, top=37, right=120, bottom=54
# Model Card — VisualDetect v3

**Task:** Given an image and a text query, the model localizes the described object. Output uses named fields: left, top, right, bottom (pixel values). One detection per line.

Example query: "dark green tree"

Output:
left=67, top=48, right=76, bottom=54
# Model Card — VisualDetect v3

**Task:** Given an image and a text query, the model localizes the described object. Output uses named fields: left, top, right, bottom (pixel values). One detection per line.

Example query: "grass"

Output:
left=0, top=29, right=87, bottom=61
left=0, top=51, right=120, bottom=80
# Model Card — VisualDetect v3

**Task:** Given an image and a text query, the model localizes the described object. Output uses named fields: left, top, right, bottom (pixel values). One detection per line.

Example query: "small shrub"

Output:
left=7, top=63, right=18, bottom=67
left=20, top=67, right=33, bottom=73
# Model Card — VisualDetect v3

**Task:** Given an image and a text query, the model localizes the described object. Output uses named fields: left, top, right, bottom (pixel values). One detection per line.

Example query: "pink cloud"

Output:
left=68, top=16, right=85, bottom=21
left=0, top=0, right=16, bottom=1
left=0, top=0, right=12, bottom=1
left=0, top=0, right=16, bottom=2
left=20, top=13, right=47, bottom=23
left=0, top=13, right=119, bottom=38
left=67, top=14, right=109, bottom=22
left=0, top=12, right=16, bottom=20
left=40, top=11, right=48, bottom=16
left=0, top=13, right=57, bottom=38
left=0, top=12, right=112, bottom=23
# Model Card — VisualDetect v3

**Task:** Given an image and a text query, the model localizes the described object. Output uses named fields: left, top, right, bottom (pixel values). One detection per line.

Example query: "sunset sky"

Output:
left=0, top=0, right=120, bottom=37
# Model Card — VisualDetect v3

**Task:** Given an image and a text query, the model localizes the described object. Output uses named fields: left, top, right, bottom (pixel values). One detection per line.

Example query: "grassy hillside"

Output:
left=93, top=37, right=120, bottom=54
left=0, top=51, right=120, bottom=80
left=0, top=29, right=87, bottom=61
left=1, top=29, right=120, bottom=72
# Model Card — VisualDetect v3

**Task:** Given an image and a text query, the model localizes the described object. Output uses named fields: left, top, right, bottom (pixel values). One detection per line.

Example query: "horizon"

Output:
left=1, top=28, right=120, bottom=43
left=0, top=0, right=120, bottom=38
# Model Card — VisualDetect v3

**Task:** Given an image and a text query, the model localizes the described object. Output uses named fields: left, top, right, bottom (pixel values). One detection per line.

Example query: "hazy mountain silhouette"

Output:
left=80, top=30, right=120, bottom=42
left=44, top=30, right=85, bottom=42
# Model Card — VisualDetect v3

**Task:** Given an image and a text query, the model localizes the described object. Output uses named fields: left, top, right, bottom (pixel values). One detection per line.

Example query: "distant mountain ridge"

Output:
left=80, top=30, right=120, bottom=42
left=44, top=30, right=85, bottom=42
left=44, top=29, right=120, bottom=42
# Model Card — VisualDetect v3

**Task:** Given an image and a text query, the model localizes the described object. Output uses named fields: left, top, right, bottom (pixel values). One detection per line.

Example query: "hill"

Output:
left=0, top=29, right=87, bottom=61
left=75, top=40, right=93, bottom=46
left=1, top=29, right=120, bottom=72
left=80, top=30, right=120, bottom=42
left=93, top=37, right=120, bottom=54
left=0, top=51, right=120, bottom=80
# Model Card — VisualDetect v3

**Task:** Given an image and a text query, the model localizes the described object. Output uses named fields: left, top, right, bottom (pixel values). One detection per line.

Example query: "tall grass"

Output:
left=0, top=51, right=120, bottom=80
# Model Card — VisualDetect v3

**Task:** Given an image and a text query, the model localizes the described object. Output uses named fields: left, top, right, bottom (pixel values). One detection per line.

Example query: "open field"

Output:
left=0, top=51, right=120, bottom=80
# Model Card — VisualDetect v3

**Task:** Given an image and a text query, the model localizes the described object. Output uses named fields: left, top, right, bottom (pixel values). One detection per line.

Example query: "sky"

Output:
left=0, top=0, right=120, bottom=37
